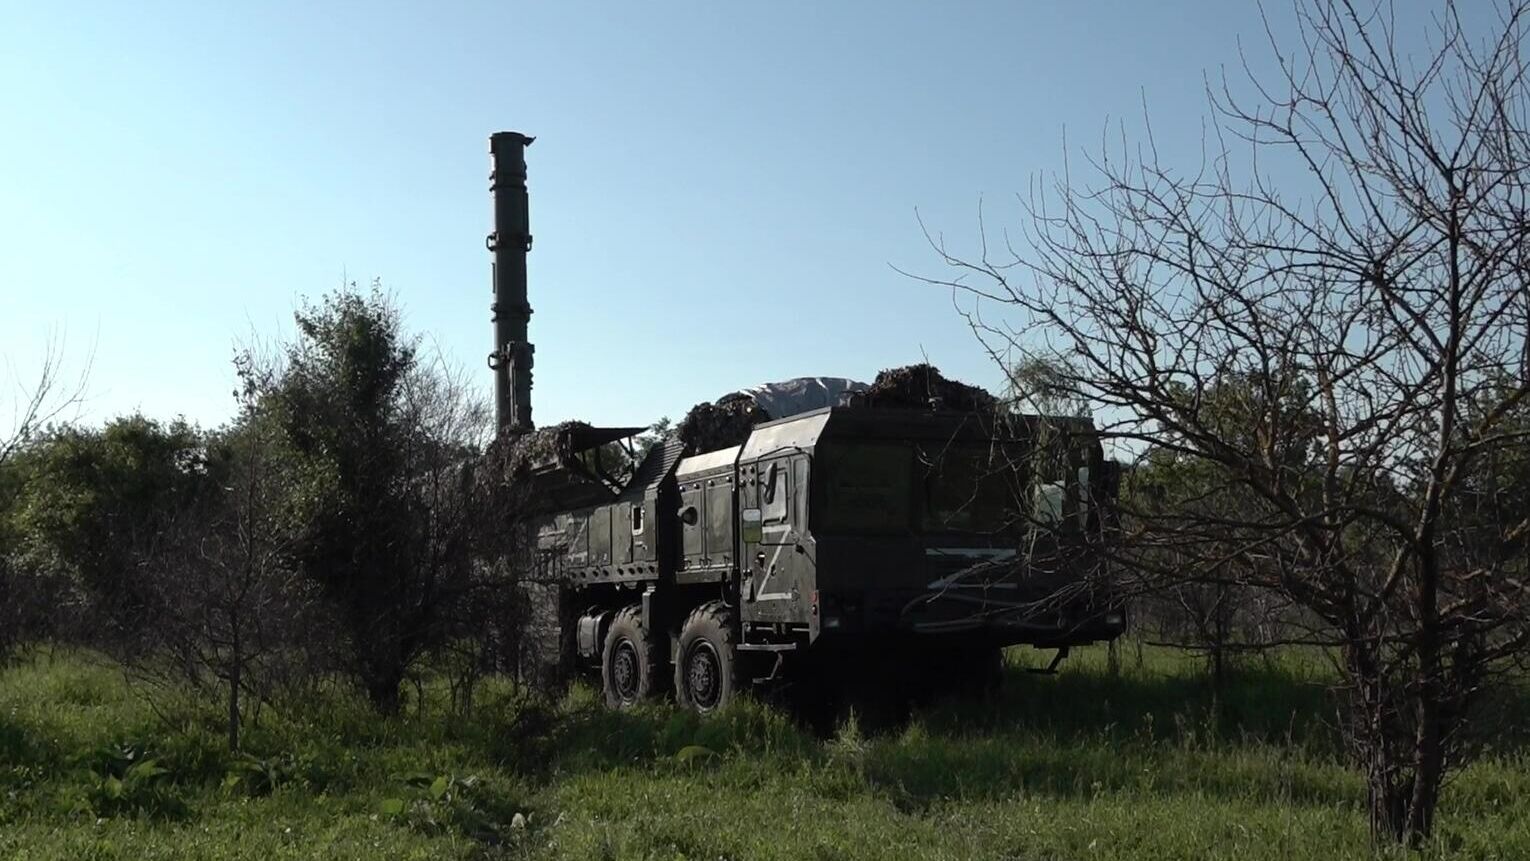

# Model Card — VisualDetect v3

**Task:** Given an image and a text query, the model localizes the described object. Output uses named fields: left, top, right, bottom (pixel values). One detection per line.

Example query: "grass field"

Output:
left=2, top=644, right=1526, bottom=860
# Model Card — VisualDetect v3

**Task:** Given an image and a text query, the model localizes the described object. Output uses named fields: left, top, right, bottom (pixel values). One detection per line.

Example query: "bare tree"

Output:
left=85, top=348, right=326, bottom=751
left=1, top=333, right=89, bottom=466
left=917, top=0, right=1530, bottom=844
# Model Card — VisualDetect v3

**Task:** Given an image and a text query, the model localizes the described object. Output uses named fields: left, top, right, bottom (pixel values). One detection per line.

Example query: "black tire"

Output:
left=601, top=605, right=664, bottom=709
left=913, top=644, right=1004, bottom=704
left=674, top=601, right=739, bottom=714
left=957, top=646, right=1005, bottom=698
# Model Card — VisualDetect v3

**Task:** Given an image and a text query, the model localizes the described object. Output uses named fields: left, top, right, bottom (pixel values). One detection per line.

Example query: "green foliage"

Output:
left=223, top=752, right=306, bottom=797
left=266, top=285, right=475, bottom=715
left=0, top=450, right=64, bottom=660
left=272, top=289, right=415, bottom=626
left=1449, top=374, right=1530, bottom=571
left=635, top=416, right=674, bottom=459
left=8, top=415, right=210, bottom=624
left=83, top=749, right=185, bottom=820
left=1005, top=355, right=1091, bottom=417
left=376, top=772, right=517, bottom=842
left=1126, top=371, right=1323, bottom=511
left=0, top=448, right=27, bottom=553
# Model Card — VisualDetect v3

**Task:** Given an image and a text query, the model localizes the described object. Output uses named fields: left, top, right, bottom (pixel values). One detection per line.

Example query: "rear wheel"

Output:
left=953, top=645, right=1005, bottom=698
left=674, top=601, right=739, bottom=714
left=601, top=606, right=663, bottom=708
left=905, top=644, right=1004, bottom=704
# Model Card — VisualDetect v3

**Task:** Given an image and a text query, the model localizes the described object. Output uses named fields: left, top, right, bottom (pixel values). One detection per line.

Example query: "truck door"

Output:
left=743, top=455, right=809, bottom=624
left=679, top=479, right=705, bottom=572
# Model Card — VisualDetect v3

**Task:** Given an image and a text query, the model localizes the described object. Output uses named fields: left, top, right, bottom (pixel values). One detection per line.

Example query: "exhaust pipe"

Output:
left=488, top=131, right=535, bottom=435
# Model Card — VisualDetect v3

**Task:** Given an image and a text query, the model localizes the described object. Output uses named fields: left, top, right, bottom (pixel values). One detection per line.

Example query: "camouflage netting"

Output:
left=471, top=422, right=608, bottom=556
left=472, top=422, right=600, bottom=694
left=848, top=363, right=998, bottom=413
left=676, top=393, right=771, bottom=455
left=515, top=577, right=578, bottom=692
left=479, top=420, right=593, bottom=482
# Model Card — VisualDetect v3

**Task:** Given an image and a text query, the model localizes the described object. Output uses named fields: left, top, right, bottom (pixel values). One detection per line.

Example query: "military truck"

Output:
left=485, top=132, right=1125, bottom=712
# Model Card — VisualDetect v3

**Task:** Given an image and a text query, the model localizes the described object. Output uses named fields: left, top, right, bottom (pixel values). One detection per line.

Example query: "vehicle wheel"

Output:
left=960, top=646, right=1005, bottom=698
left=601, top=605, right=663, bottom=709
left=674, top=601, right=739, bottom=714
left=923, top=645, right=1004, bottom=702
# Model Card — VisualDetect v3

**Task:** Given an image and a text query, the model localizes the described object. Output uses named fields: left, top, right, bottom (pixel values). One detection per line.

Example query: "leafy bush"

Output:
left=377, top=772, right=525, bottom=844
left=81, top=744, right=185, bottom=819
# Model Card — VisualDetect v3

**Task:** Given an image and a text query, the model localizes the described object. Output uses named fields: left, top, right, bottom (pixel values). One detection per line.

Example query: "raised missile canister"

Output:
left=488, top=131, right=535, bottom=435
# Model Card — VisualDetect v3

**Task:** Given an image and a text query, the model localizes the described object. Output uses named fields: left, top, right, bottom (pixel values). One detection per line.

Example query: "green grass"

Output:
left=1, top=645, right=1526, bottom=860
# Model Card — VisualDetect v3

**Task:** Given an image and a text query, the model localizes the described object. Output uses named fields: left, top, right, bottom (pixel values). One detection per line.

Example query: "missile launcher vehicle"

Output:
left=485, top=132, right=1124, bottom=712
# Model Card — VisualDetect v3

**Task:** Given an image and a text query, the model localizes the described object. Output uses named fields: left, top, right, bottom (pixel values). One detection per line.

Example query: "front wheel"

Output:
left=674, top=601, right=739, bottom=714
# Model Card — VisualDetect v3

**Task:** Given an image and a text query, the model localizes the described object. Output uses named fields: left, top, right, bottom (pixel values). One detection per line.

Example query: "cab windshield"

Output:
left=815, top=443, right=911, bottom=533
left=917, top=443, right=1024, bottom=534
left=813, top=441, right=1025, bottom=535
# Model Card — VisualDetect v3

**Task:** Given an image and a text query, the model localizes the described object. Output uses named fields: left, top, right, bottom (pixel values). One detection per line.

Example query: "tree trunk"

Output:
left=1349, top=645, right=1411, bottom=845
left=1404, top=687, right=1447, bottom=846
left=1211, top=582, right=1229, bottom=702
left=1351, top=659, right=1447, bottom=848
left=365, top=664, right=404, bottom=715
left=1367, top=741, right=1410, bottom=845
left=1404, top=548, right=1445, bottom=847
left=228, top=619, right=242, bottom=752
left=228, top=668, right=241, bottom=752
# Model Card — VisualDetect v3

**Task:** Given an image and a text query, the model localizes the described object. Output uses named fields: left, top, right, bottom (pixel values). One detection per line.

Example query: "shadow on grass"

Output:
left=938, top=655, right=1342, bottom=748
left=762, top=646, right=1343, bottom=748
left=857, top=732, right=1360, bottom=811
left=531, top=688, right=817, bottom=777
left=0, top=713, right=63, bottom=769
left=847, top=653, right=1530, bottom=810
left=488, top=646, right=1378, bottom=811
left=825, top=651, right=1360, bottom=809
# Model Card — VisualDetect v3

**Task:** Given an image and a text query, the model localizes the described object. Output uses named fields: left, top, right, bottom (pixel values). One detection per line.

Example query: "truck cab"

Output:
left=728, top=406, right=1124, bottom=648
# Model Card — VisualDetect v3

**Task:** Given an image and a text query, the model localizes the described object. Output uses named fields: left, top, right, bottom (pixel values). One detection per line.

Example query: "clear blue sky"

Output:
left=0, top=1, right=1453, bottom=430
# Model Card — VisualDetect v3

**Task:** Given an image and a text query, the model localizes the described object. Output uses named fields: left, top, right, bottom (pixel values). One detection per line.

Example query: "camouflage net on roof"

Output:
left=847, top=363, right=998, bottom=413
left=479, top=420, right=593, bottom=483
left=676, top=393, right=771, bottom=456
left=470, top=420, right=605, bottom=537
left=674, top=365, right=995, bottom=455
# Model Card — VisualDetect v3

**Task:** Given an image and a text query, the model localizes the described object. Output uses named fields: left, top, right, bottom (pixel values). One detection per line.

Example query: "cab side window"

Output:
left=793, top=457, right=809, bottom=528
left=763, top=461, right=789, bottom=523
left=1030, top=431, right=1083, bottom=534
